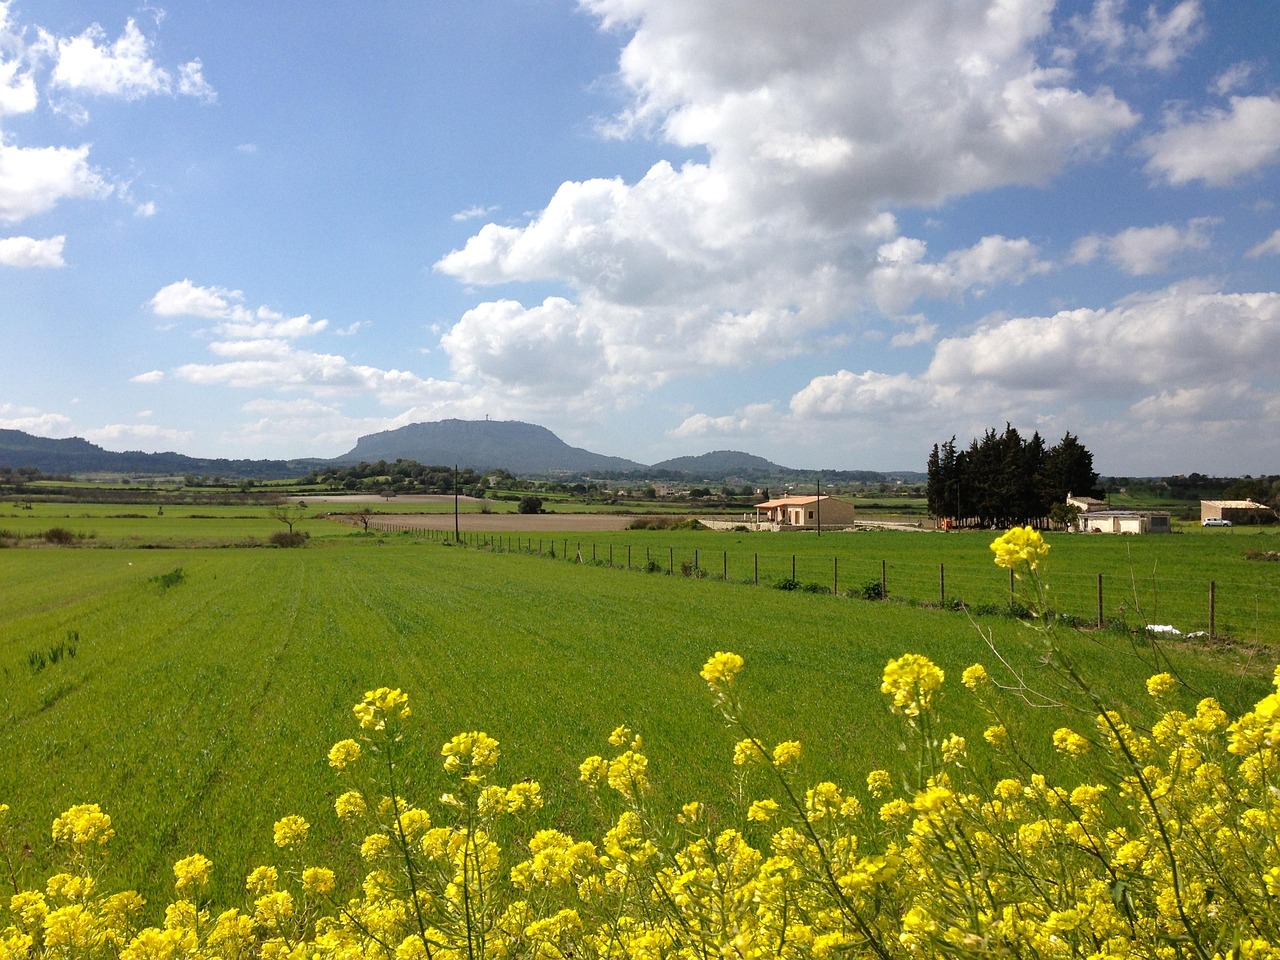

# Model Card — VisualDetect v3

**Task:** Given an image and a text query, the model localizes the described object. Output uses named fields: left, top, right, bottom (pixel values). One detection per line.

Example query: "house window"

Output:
left=808, top=511, right=814, bottom=520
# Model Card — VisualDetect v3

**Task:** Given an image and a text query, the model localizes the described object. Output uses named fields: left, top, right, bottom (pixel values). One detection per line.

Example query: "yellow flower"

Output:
left=301, top=867, right=335, bottom=895
left=173, top=853, right=212, bottom=893
left=984, top=725, right=1009, bottom=748
left=353, top=687, right=410, bottom=730
left=747, top=799, right=780, bottom=822
left=1146, top=672, right=1177, bottom=698
left=867, top=769, right=893, bottom=797
left=1052, top=727, right=1090, bottom=756
left=881, top=654, right=945, bottom=717
left=327, top=739, right=361, bottom=769
left=272, top=815, right=309, bottom=848
left=772, top=740, right=802, bottom=766
left=961, top=663, right=990, bottom=690
left=441, top=731, right=500, bottom=774
left=732, top=738, right=765, bottom=765
left=941, top=733, right=967, bottom=764
left=990, top=526, right=1049, bottom=575
left=51, top=804, right=114, bottom=846
left=245, top=865, right=278, bottom=895
left=607, top=725, right=633, bottom=747
left=361, top=833, right=391, bottom=860
left=700, top=650, right=744, bottom=690
left=334, top=790, right=366, bottom=819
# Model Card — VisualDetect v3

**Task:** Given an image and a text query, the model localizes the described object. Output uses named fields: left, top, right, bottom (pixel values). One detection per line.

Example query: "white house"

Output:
left=754, top=495, right=857, bottom=529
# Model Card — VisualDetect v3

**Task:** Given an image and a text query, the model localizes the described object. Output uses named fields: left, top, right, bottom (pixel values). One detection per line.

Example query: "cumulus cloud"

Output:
left=1141, top=96, right=1280, bottom=186
left=766, top=285, right=1280, bottom=471
left=669, top=404, right=777, bottom=438
left=871, top=235, right=1051, bottom=313
left=435, top=0, right=1142, bottom=405
left=0, top=234, right=65, bottom=267
left=0, top=142, right=107, bottom=223
left=150, top=280, right=328, bottom=338
left=1070, top=218, right=1216, bottom=275
left=0, top=403, right=71, bottom=434
left=49, top=18, right=214, bottom=102
left=130, top=370, right=165, bottom=384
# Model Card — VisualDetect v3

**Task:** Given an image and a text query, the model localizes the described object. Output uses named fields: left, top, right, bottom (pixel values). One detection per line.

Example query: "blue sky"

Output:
left=1, top=0, right=1278, bottom=475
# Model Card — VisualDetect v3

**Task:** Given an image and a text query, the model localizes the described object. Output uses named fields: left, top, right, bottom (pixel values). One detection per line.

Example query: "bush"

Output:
left=773, top=577, right=801, bottom=591
left=42, top=527, right=77, bottom=545
left=269, top=531, right=309, bottom=548
left=517, top=496, right=543, bottom=515
left=851, top=579, right=885, bottom=601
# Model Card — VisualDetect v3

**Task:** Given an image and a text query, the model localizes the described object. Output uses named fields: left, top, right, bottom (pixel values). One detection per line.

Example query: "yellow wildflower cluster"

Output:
left=990, top=524, right=1050, bottom=578
left=3, top=534, right=1279, bottom=960
left=881, top=653, right=945, bottom=717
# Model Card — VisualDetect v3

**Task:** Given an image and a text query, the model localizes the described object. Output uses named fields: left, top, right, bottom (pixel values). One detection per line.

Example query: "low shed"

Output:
left=1075, top=510, right=1171, bottom=534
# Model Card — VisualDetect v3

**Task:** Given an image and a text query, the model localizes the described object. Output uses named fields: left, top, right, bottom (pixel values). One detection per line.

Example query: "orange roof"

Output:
left=755, top=495, right=828, bottom=508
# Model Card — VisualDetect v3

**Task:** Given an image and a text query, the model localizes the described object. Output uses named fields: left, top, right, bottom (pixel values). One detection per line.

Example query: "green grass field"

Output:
left=1, top=520, right=1274, bottom=912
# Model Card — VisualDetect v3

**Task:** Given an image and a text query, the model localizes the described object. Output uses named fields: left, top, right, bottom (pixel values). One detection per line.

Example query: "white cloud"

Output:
left=1069, top=218, right=1215, bottom=275
left=134, top=200, right=157, bottom=218
left=50, top=18, right=214, bottom=102
left=435, top=0, right=1139, bottom=404
left=452, top=204, right=499, bottom=222
left=1247, top=229, right=1280, bottom=259
left=1141, top=96, right=1280, bottom=186
left=1071, top=0, right=1204, bottom=71
left=0, top=234, right=64, bottom=267
left=1211, top=62, right=1256, bottom=97
left=790, top=369, right=937, bottom=419
left=150, top=279, right=247, bottom=319
left=83, top=422, right=193, bottom=450
left=871, top=234, right=1051, bottom=313
left=778, top=286, right=1279, bottom=433
left=149, top=280, right=327, bottom=339
left=0, top=142, right=107, bottom=223
left=0, top=404, right=71, bottom=435
left=130, top=370, right=165, bottom=384
left=669, top=404, right=777, bottom=438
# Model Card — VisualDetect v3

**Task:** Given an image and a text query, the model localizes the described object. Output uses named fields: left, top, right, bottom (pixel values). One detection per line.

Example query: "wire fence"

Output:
left=368, top=523, right=1280, bottom=646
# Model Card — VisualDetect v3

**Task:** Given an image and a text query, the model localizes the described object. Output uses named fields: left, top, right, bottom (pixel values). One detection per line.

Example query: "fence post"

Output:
left=628, top=545, right=631, bottom=570
left=694, top=548, right=698, bottom=572
left=755, top=553, right=758, bottom=586
left=1097, top=574, right=1104, bottom=629
left=1010, top=568, right=1015, bottom=604
left=792, top=555, right=796, bottom=581
left=882, top=559, right=887, bottom=598
left=940, top=563, right=945, bottom=605
left=668, top=546, right=673, bottom=575
left=1210, top=580, right=1216, bottom=640
left=723, top=550, right=727, bottom=581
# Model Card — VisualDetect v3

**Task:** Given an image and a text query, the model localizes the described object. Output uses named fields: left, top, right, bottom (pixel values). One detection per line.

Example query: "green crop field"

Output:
left=1, top=517, right=1275, bottom=914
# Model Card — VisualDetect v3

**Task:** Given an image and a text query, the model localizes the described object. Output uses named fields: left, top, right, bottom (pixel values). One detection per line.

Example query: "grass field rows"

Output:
left=2, top=508, right=1276, bottom=911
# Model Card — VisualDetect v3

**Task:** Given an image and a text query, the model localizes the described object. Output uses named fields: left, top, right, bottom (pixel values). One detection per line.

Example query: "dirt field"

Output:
left=357, top=513, right=641, bottom=533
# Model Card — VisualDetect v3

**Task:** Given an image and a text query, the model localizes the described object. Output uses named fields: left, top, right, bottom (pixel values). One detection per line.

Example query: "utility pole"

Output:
left=816, top=475, right=821, bottom=537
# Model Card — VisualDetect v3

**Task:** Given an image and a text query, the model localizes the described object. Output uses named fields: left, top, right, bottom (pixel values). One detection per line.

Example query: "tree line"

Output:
left=926, top=426, right=1102, bottom=527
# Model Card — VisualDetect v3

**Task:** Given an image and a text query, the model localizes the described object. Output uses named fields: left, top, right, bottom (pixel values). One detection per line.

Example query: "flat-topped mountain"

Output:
left=337, top=419, right=646, bottom=475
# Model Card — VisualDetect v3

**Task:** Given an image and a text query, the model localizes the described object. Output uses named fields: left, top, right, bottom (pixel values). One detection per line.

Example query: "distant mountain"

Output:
left=0, top=422, right=929, bottom=482
left=0, top=429, right=323, bottom=479
left=337, top=419, right=647, bottom=475
left=651, top=450, right=789, bottom=478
